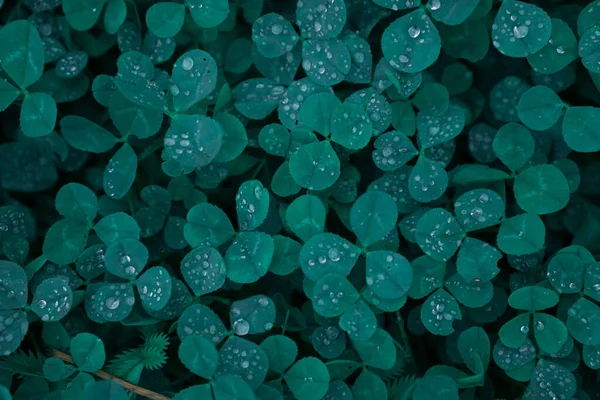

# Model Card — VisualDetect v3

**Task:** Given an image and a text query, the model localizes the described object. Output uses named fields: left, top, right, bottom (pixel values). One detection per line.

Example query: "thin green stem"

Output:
left=385, top=70, right=403, bottom=93
left=51, top=349, right=171, bottom=400
left=281, top=309, right=290, bottom=335
left=250, top=159, right=266, bottom=180
left=138, top=136, right=166, bottom=161
left=457, top=373, right=484, bottom=388
left=125, top=0, right=142, bottom=31
left=456, top=356, right=485, bottom=388
left=400, top=382, right=417, bottom=400
left=4, top=0, right=23, bottom=24
left=395, top=311, right=415, bottom=369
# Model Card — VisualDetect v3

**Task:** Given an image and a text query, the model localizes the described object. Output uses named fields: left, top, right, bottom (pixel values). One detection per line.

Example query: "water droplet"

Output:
left=271, top=24, right=283, bottom=35
left=328, top=248, right=340, bottom=262
left=233, top=319, right=250, bottom=336
left=429, top=126, right=440, bottom=135
left=105, top=297, right=120, bottom=310
left=182, top=57, right=194, bottom=71
left=535, top=320, right=545, bottom=331
left=258, top=297, right=269, bottom=307
left=408, top=26, right=421, bottom=39
left=37, top=300, right=47, bottom=309
left=513, top=25, right=529, bottom=39
left=429, top=0, right=440, bottom=10
left=125, top=266, right=136, bottom=276
left=556, top=46, right=565, bottom=54
left=520, top=325, right=529, bottom=334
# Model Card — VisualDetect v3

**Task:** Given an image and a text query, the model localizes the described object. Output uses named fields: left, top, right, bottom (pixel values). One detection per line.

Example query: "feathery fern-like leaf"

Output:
left=106, top=329, right=169, bottom=384
left=0, top=350, right=45, bottom=378
left=372, top=341, right=408, bottom=383
left=386, top=375, right=419, bottom=400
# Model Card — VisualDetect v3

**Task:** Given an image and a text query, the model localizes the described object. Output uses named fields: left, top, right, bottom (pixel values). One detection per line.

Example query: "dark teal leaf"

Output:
left=350, top=190, right=398, bottom=247
left=285, top=357, right=330, bottom=400
left=146, top=2, right=185, bottom=38
left=20, top=92, right=57, bottom=137
left=60, top=116, right=117, bottom=153
left=63, top=0, right=105, bottom=31
left=0, top=21, right=44, bottom=89
left=381, top=9, right=441, bottom=73
left=55, top=183, right=98, bottom=225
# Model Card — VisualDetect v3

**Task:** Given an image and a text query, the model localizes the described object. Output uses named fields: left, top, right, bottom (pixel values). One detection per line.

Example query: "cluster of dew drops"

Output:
left=164, top=128, right=198, bottom=158
left=256, top=13, right=298, bottom=51
left=455, top=191, right=492, bottom=226
left=421, top=215, right=463, bottom=260
left=412, top=162, right=442, bottom=194
left=427, top=295, right=458, bottom=327
left=183, top=248, right=224, bottom=293
left=370, top=169, right=412, bottom=206
left=315, top=281, right=348, bottom=307
left=0, top=311, right=26, bottom=355
left=279, top=81, right=313, bottom=123
left=237, top=185, right=265, bottom=231
left=220, top=339, right=267, bottom=381
left=231, top=296, right=273, bottom=336
left=533, top=362, right=574, bottom=400
left=306, top=241, right=353, bottom=270
left=387, top=11, right=433, bottom=69
left=302, top=41, right=350, bottom=82
left=365, top=254, right=395, bottom=287
left=96, top=284, right=135, bottom=318
left=491, top=3, right=550, bottom=52
left=181, top=308, right=225, bottom=344
left=169, top=55, right=196, bottom=98
left=37, top=284, right=71, bottom=322
left=104, top=158, right=122, bottom=198
left=296, top=0, right=344, bottom=38
left=119, top=251, right=138, bottom=277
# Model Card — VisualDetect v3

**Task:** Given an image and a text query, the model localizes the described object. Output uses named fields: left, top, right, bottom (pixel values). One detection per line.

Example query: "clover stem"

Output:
left=125, top=0, right=142, bottom=31
left=138, top=136, right=166, bottom=161
left=125, top=191, right=138, bottom=214
left=395, top=311, right=416, bottom=369
left=24, top=255, right=48, bottom=281
left=49, top=349, right=171, bottom=400
left=169, top=372, right=196, bottom=387
left=3, top=0, right=23, bottom=24
left=385, top=70, right=403, bottom=93
left=456, top=355, right=484, bottom=388
left=400, top=381, right=417, bottom=400
left=281, top=309, right=291, bottom=335
left=250, top=158, right=266, bottom=180
left=456, top=373, right=484, bottom=388
left=200, top=295, right=232, bottom=306
left=27, top=331, right=43, bottom=355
